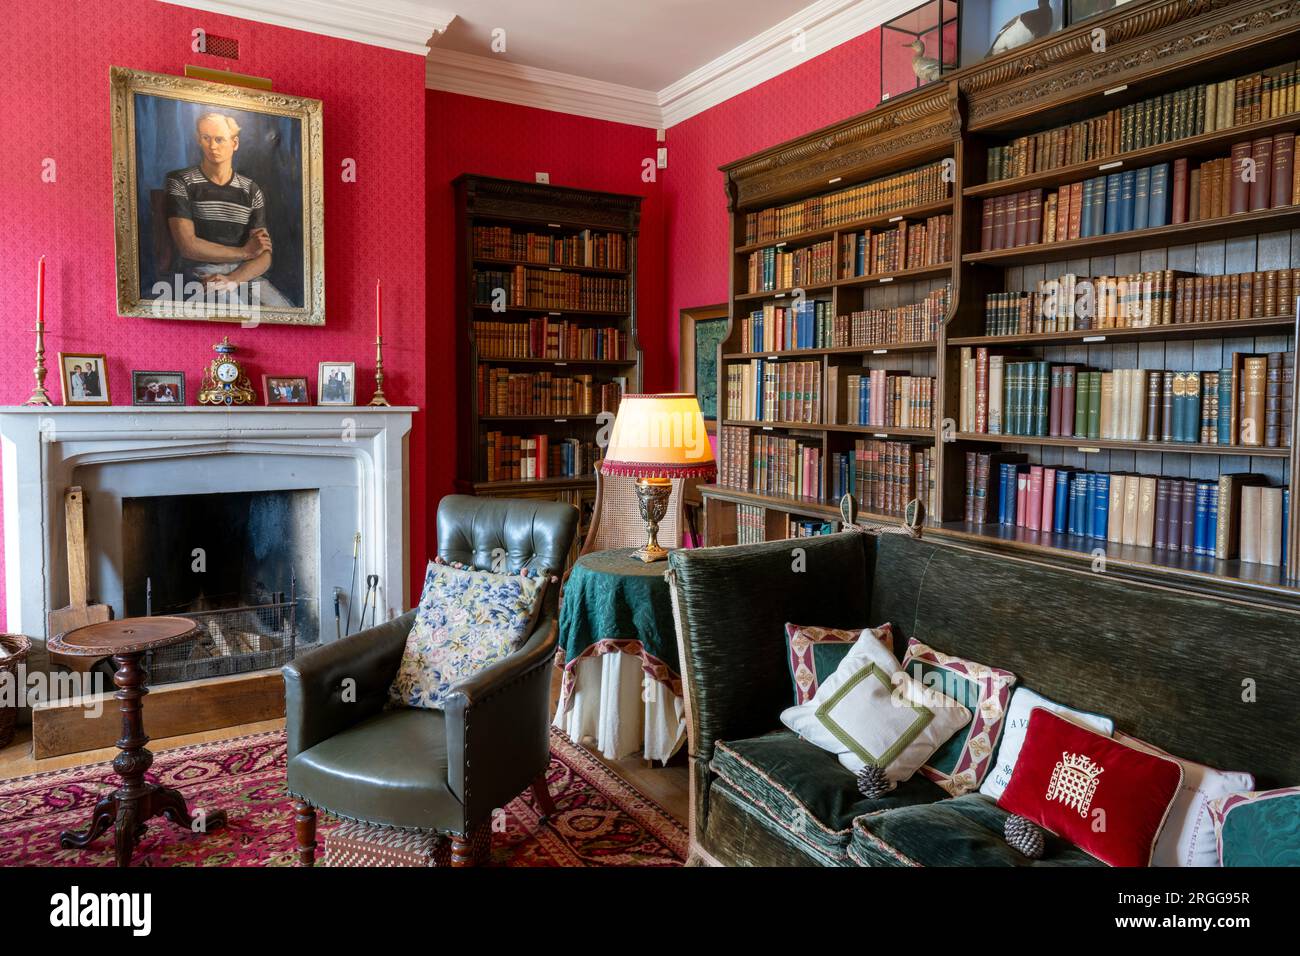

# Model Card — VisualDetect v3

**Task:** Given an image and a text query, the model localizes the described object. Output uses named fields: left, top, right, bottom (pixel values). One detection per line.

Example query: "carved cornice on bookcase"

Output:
left=723, top=88, right=953, bottom=209
left=460, top=176, right=642, bottom=232
left=960, top=0, right=1300, bottom=128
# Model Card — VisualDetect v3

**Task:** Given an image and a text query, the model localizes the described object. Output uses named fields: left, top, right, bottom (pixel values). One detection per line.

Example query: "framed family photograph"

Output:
left=132, top=370, right=185, bottom=405
left=110, top=66, right=325, bottom=326
left=59, top=354, right=111, bottom=406
left=318, top=362, right=355, bottom=405
left=263, top=375, right=310, bottom=405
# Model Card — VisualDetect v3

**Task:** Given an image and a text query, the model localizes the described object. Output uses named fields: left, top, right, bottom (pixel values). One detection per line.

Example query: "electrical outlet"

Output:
left=656, top=147, right=667, bottom=170
left=535, top=172, right=550, bottom=184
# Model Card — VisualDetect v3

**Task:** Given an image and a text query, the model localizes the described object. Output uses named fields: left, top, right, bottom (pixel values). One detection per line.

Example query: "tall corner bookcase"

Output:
left=702, top=0, right=1300, bottom=607
left=453, top=174, right=643, bottom=567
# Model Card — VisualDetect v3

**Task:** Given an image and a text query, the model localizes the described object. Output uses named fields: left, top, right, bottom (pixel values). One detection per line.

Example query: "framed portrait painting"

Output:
left=678, top=304, right=729, bottom=435
left=110, top=67, right=325, bottom=326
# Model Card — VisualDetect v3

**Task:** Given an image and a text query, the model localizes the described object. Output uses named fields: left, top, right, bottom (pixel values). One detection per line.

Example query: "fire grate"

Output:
left=145, top=597, right=298, bottom=685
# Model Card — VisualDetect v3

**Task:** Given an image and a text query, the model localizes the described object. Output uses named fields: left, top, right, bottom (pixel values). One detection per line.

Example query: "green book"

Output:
left=1087, top=372, right=1102, bottom=440
left=1005, top=362, right=1019, bottom=438
left=1020, top=362, right=1035, bottom=437
left=1035, top=361, right=1050, bottom=436
left=1075, top=371, right=1090, bottom=438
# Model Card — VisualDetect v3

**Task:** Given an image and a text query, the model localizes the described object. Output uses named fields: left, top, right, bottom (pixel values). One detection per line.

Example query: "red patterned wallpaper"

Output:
left=662, top=29, right=884, bottom=380
left=0, top=0, right=427, bottom=626
left=424, top=90, right=666, bottom=498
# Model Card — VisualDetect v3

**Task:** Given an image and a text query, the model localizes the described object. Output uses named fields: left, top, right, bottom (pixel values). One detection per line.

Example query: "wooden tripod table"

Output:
left=47, top=617, right=228, bottom=866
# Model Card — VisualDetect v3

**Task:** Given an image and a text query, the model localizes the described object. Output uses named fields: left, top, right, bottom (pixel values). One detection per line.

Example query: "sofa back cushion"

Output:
left=869, top=534, right=1300, bottom=789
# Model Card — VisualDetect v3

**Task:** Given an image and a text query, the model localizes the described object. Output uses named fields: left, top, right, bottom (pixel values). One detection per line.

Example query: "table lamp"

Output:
left=600, top=393, right=717, bottom=562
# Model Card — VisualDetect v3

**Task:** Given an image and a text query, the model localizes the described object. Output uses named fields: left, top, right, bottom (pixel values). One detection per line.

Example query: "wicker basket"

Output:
left=0, top=634, right=32, bottom=749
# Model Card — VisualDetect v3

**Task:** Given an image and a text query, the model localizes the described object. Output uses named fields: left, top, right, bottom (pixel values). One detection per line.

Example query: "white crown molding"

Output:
left=425, top=47, right=663, bottom=129
left=160, top=0, right=456, bottom=56
left=657, top=0, right=919, bottom=128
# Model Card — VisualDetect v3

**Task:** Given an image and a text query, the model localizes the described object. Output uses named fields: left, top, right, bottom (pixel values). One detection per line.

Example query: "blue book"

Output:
left=1133, top=167, right=1151, bottom=231
left=1054, top=471, right=1070, bottom=534
left=1283, top=490, right=1290, bottom=569
left=1194, top=483, right=1211, bottom=555
left=1148, top=163, right=1170, bottom=227
left=1091, top=177, right=1107, bottom=237
left=1206, top=484, right=1220, bottom=559
left=1080, top=179, right=1095, bottom=238
left=755, top=359, right=765, bottom=419
left=1218, top=369, right=1233, bottom=445
left=1104, top=174, right=1123, bottom=234
left=1000, top=463, right=1016, bottom=526
left=1093, top=474, right=1110, bottom=540
left=855, top=236, right=866, bottom=277
left=1118, top=170, right=1136, bottom=233
left=1068, top=474, right=1083, bottom=536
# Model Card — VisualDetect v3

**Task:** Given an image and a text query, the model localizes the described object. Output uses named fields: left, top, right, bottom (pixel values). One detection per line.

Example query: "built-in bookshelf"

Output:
left=703, top=0, right=1300, bottom=604
left=453, top=175, right=642, bottom=565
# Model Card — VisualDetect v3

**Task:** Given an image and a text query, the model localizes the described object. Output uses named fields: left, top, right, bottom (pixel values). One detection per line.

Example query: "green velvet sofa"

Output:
left=665, top=531, right=1300, bottom=867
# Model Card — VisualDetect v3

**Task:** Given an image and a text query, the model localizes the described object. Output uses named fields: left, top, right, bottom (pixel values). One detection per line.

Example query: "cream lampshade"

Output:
left=600, top=393, right=716, bottom=561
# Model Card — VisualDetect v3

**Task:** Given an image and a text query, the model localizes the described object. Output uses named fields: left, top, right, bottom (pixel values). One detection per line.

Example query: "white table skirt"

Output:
left=553, top=650, right=686, bottom=764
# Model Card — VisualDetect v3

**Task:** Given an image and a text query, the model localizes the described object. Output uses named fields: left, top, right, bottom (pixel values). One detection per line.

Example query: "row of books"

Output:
left=840, top=372, right=936, bottom=430
left=472, top=319, right=629, bottom=360
left=477, top=368, right=622, bottom=417
left=725, top=359, right=822, bottom=424
left=736, top=504, right=767, bottom=545
left=980, top=138, right=1300, bottom=251
left=483, top=433, right=600, bottom=482
left=746, top=240, right=834, bottom=292
left=471, top=226, right=628, bottom=270
left=957, top=350, right=1294, bottom=448
left=743, top=160, right=951, bottom=245
left=986, top=65, right=1300, bottom=182
left=966, top=455, right=1290, bottom=566
left=717, top=427, right=822, bottom=500
left=840, top=286, right=949, bottom=347
left=981, top=267, right=1300, bottom=336
left=829, top=441, right=936, bottom=519
left=838, top=215, right=952, bottom=277
left=473, top=268, right=629, bottom=312
left=786, top=517, right=837, bottom=538
left=740, top=299, right=834, bottom=352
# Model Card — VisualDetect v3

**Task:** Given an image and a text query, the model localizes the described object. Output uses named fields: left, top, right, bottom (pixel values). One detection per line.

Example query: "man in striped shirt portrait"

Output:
left=165, top=111, right=291, bottom=306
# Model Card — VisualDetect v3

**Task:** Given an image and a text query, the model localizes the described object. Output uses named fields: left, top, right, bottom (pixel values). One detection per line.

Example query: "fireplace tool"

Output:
left=344, top=531, right=360, bottom=636
left=358, top=574, right=380, bottom=631
left=333, top=587, right=343, bottom=640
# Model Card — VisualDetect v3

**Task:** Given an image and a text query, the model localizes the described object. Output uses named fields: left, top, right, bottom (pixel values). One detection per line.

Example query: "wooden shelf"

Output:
left=725, top=419, right=934, bottom=438
left=699, top=483, right=916, bottom=529
left=465, top=475, right=596, bottom=492
left=964, top=112, right=1300, bottom=200
left=834, top=262, right=952, bottom=287
left=724, top=340, right=937, bottom=359
left=471, top=304, right=630, bottom=317
left=963, top=206, right=1300, bottom=267
left=475, top=356, right=638, bottom=366
left=734, top=282, right=835, bottom=302
left=479, top=414, right=602, bottom=422
left=735, top=198, right=953, bottom=254
left=949, top=315, right=1297, bottom=347
left=954, top=432, right=1292, bottom=458
left=473, top=256, right=630, bottom=276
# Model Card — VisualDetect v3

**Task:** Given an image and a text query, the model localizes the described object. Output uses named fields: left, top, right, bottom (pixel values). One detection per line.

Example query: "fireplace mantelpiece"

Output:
left=1, top=406, right=415, bottom=653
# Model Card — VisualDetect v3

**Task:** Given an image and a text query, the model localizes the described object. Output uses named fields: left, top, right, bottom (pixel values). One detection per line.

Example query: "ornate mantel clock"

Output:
left=197, top=336, right=256, bottom=406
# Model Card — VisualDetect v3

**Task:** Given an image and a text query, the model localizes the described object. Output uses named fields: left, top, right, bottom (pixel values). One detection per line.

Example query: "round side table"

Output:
left=47, top=616, right=228, bottom=867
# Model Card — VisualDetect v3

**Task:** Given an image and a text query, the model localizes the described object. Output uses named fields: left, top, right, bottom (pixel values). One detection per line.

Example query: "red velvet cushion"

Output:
left=997, top=708, right=1184, bottom=867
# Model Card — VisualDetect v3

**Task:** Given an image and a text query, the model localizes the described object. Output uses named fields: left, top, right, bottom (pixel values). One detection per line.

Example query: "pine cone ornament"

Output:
left=855, top=764, right=892, bottom=799
left=1004, top=814, right=1045, bottom=859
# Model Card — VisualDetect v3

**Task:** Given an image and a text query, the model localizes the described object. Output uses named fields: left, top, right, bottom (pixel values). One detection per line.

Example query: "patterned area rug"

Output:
left=0, top=728, right=686, bottom=867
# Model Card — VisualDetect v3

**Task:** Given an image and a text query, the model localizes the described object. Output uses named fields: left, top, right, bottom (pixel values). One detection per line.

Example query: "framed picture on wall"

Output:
left=110, top=67, right=325, bottom=326
left=59, top=353, right=111, bottom=406
left=678, top=304, right=729, bottom=435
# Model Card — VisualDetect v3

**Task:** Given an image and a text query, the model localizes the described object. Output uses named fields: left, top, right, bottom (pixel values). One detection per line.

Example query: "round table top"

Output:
left=573, top=548, right=671, bottom=581
left=46, top=616, right=199, bottom=657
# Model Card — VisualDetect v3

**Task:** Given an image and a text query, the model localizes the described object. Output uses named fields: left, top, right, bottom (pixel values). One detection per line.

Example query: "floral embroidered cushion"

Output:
left=388, top=559, right=548, bottom=711
left=1208, top=787, right=1300, bottom=867
left=901, top=638, right=1016, bottom=797
left=784, top=622, right=894, bottom=706
left=998, top=708, right=1184, bottom=867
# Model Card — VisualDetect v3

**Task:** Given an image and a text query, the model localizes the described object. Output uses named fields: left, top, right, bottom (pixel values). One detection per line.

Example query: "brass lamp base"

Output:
left=633, top=476, right=673, bottom=562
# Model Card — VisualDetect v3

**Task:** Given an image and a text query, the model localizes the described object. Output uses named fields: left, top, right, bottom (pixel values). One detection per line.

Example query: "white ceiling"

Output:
left=433, top=0, right=814, bottom=91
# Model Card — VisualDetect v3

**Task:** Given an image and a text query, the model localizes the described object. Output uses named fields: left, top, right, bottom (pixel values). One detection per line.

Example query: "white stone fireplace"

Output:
left=1, top=407, right=415, bottom=668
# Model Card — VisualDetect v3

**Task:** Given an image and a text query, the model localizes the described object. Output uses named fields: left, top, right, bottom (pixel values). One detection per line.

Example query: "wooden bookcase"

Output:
left=453, top=175, right=643, bottom=565
left=702, top=0, right=1300, bottom=606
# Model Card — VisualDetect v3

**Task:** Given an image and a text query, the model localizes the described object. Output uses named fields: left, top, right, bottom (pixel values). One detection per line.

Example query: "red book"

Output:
left=975, top=348, right=989, bottom=433
left=1171, top=158, right=1189, bottom=224
left=992, top=196, right=1009, bottom=249
left=1067, top=182, right=1084, bottom=239
left=1250, top=137, right=1274, bottom=211
left=981, top=200, right=994, bottom=251
left=1229, top=141, right=1252, bottom=215
left=1041, top=467, right=1056, bottom=532
left=1016, top=470, right=1029, bottom=528
left=1271, top=132, right=1295, bottom=209
left=1013, top=191, right=1030, bottom=247
left=1027, top=465, right=1044, bottom=531
left=1027, top=189, right=1044, bottom=244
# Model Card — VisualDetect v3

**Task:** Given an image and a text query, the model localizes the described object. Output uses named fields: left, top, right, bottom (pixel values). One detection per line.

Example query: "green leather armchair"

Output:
left=283, top=494, right=578, bottom=866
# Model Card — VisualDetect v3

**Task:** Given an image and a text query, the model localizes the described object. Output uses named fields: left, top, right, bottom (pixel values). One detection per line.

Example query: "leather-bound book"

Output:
left=1161, top=371, right=1175, bottom=443
left=1170, top=158, right=1189, bottom=224
left=1028, top=190, right=1044, bottom=244
left=1068, top=182, right=1084, bottom=239
left=1266, top=351, right=1283, bottom=447
left=1249, top=137, right=1274, bottom=211
left=1188, top=167, right=1201, bottom=221
left=1242, top=356, right=1268, bottom=447
left=1154, top=478, right=1172, bottom=550
left=1099, top=370, right=1115, bottom=439
left=975, top=348, right=989, bottom=434
left=1027, top=465, right=1043, bottom=532
left=1060, top=365, right=1077, bottom=438
left=1014, top=191, right=1031, bottom=247
left=1272, top=132, right=1295, bottom=208
left=1146, top=370, right=1162, bottom=441
left=1073, top=370, right=1089, bottom=439
left=1230, top=141, right=1253, bottom=214
left=1215, top=474, right=1265, bottom=559
left=1050, top=365, right=1063, bottom=437
left=1180, top=480, right=1198, bottom=554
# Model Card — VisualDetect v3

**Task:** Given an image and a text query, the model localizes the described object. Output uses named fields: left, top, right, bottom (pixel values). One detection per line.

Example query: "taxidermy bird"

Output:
left=907, top=38, right=942, bottom=85
left=987, top=0, right=1055, bottom=58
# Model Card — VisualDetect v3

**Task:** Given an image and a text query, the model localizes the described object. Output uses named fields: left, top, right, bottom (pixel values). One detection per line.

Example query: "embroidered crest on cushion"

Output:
left=388, top=560, right=548, bottom=710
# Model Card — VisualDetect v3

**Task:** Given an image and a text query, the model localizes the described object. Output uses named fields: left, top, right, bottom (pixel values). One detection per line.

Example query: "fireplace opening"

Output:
left=121, top=489, right=320, bottom=683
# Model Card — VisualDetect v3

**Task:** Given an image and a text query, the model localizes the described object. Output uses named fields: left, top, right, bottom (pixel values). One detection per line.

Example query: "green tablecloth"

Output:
left=558, top=548, right=680, bottom=676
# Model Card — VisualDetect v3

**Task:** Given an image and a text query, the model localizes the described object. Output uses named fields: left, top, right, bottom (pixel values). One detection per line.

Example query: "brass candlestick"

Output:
left=25, top=318, right=53, bottom=406
left=368, top=334, right=390, bottom=406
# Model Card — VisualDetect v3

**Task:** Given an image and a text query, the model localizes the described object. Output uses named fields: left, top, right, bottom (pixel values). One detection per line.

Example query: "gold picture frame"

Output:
left=110, top=66, right=325, bottom=326
left=59, top=353, right=111, bottom=406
